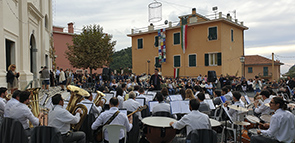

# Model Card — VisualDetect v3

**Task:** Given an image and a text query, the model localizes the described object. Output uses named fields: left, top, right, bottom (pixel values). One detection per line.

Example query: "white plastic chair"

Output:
left=103, top=124, right=127, bottom=143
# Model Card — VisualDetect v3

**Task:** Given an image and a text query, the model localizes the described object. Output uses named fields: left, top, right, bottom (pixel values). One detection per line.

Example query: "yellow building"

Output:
left=128, top=9, right=248, bottom=77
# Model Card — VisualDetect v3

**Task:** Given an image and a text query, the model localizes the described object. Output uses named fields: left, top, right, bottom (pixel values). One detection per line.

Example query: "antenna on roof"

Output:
left=212, top=6, right=218, bottom=19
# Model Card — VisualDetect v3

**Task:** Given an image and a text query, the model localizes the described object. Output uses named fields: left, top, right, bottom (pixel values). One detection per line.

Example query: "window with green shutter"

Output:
left=217, top=53, right=222, bottom=66
left=205, top=54, right=209, bottom=66
left=174, top=33, right=180, bottom=45
left=263, top=67, right=268, bottom=76
left=205, top=53, right=221, bottom=66
left=154, top=36, right=159, bottom=47
left=174, top=55, right=181, bottom=67
left=189, top=54, right=196, bottom=67
left=208, top=27, right=217, bottom=40
left=231, top=29, right=234, bottom=42
left=137, top=38, right=143, bottom=49
left=248, top=67, right=253, bottom=73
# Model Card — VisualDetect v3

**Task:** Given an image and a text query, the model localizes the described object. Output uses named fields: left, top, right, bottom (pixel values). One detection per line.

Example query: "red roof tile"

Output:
left=244, top=55, right=283, bottom=66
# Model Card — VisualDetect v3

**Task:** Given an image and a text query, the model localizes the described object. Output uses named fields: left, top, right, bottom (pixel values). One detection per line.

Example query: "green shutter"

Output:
left=137, top=39, right=143, bottom=49
left=174, top=56, right=180, bottom=67
left=208, top=27, right=217, bottom=40
left=217, top=53, right=222, bottom=66
left=189, top=55, right=196, bottom=67
left=205, top=54, right=209, bottom=66
left=154, top=36, right=159, bottom=47
left=263, top=67, right=268, bottom=76
left=174, top=33, right=180, bottom=45
left=231, top=29, right=234, bottom=42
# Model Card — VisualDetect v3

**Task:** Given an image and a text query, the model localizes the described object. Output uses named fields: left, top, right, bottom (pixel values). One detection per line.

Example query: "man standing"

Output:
left=169, top=99, right=211, bottom=135
left=253, top=76, right=262, bottom=94
left=149, top=69, right=162, bottom=90
left=92, top=97, right=133, bottom=143
left=59, top=68, right=66, bottom=91
left=40, top=66, right=50, bottom=90
left=48, top=94, right=86, bottom=143
left=56, top=67, right=60, bottom=85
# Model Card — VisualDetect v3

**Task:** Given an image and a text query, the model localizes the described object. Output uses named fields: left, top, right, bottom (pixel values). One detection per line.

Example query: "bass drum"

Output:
left=142, top=117, right=177, bottom=143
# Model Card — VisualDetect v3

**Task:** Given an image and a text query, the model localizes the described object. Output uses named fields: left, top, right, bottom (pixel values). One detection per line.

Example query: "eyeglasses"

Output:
left=269, top=101, right=275, bottom=104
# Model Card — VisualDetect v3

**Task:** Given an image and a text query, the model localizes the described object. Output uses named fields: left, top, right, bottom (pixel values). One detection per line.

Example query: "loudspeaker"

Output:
left=102, top=68, right=109, bottom=81
left=207, top=71, right=217, bottom=82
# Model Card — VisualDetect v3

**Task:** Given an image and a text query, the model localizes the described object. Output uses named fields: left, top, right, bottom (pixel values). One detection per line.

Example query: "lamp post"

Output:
left=240, top=56, right=245, bottom=78
left=147, top=60, right=150, bottom=75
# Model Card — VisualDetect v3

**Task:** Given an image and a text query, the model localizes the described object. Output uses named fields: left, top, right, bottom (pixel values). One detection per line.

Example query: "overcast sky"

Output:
left=53, top=0, right=295, bottom=74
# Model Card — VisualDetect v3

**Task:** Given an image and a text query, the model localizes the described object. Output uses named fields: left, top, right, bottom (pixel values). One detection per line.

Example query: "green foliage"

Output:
left=109, top=47, right=132, bottom=71
left=285, top=65, right=295, bottom=78
left=65, top=24, right=116, bottom=74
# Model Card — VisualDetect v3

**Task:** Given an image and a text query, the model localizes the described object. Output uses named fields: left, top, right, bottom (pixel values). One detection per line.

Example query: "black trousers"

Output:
left=250, top=135, right=280, bottom=143
left=104, top=138, right=125, bottom=143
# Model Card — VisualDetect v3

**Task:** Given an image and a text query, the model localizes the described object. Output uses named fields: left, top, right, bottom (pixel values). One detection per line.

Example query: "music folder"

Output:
left=148, top=101, right=159, bottom=112
left=168, top=95, right=183, bottom=101
left=135, top=98, right=145, bottom=106
left=170, top=100, right=190, bottom=114
left=79, top=102, right=93, bottom=114
left=204, top=99, right=216, bottom=110
left=244, top=95, right=251, bottom=104
left=104, top=93, right=114, bottom=105
left=220, top=96, right=227, bottom=103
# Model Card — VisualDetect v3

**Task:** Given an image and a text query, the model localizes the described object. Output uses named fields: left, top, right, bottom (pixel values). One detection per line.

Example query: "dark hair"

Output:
left=225, top=85, right=231, bottom=91
left=116, top=87, right=123, bottom=97
left=19, top=91, right=30, bottom=103
left=197, top=93, right=205, bottom=101
left=154, top=92, right=164, bottom=102
left=0, top=87, right=7, bottom=96
left=122, top=83, right=127, bottom=89
left=161, top=87, right=169, bottom=97
left=222, top=87, right=228, bottom=93
left=110, top=97, right=119, bottom=106
left=85, top=91, right=92, bottom=99
left=260, top=90, right=270, bottom=98
left=134, top=85, right=140, bottom=91
left=190, top=99, right=200, bottom=110
left=52, top=94, right=63, bottom=105
left=139, top=87, right=145, bottom=94
left=12, top=90, right=21, bottom=98
left=273, top=97, right=287, bottom=110
left=232, top=91, right=241, bottom=100
left=214, top=90, right=221, bottom=97
left=155, top=68, right=159, bottom=71
left=179, top=88, right=186, bottom=100
left=194, top=86, right=201, bottom=91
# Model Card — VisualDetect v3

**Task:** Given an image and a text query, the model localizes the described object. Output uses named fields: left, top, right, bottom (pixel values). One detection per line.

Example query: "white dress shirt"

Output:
left=48, top=105, right=80, bottom=134
left=9, top=102, right=39, bottom=129
left=0, top=97, right=6, bottom=116
left=172, top=110, right=211, bottom=135
left=152, top=101, right=171, bottom=114
left=117, top=95, right=124, bottom=109
left=261, top=109, right=295, bottom=143
left=137, top=94, right=150, bottom=105
left=254, top=98, right=271, bottom=115
left=91, top=107, right=132, bottom=141
left=81, top=99, right=102, bottom=118
left=4, top=98, right=19, bottom=117
left=123, top=99, right=141, bottom=119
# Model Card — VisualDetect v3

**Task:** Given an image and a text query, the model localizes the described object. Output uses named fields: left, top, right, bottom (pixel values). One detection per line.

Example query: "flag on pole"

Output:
left=174, top=68, right=179, bottom=78
left=181, top=25, right=188, bottom=54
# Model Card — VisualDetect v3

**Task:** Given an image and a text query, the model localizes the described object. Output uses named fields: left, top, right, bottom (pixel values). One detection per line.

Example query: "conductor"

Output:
left=149, top=69, right=162, bottom=90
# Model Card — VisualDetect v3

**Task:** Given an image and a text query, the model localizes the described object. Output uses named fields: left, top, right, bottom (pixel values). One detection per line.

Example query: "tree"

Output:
left=109, top=47, right=132, bottom=72
left=65, top=24, right=116, bottom=76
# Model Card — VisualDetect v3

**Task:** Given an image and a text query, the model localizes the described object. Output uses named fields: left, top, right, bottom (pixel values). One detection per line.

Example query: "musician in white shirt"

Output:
left=251, top=97, right=295, bottom=143
left=48, top=94, right=86, bottom=143
left=92, top=97, right=133, bottom=143
left=137, top=87, right=150, bottom=105
left=4, top=90, right=20, bottom=117
left=169, top=98, right=211, bottom=135
left=152, top=92, right=171, bottom=115
left=254, top=90, right=271, bottom=115
left=116, top=87, right=125, bottom=109
left=0, top=87, right=8, bottom=123
left=123, top=91, right=141, bottom=119
left=9, top=91, right=43, bottom=135
left=81, top=92, right=103, bottom=118
left=223, top=91, right=245, bottom=122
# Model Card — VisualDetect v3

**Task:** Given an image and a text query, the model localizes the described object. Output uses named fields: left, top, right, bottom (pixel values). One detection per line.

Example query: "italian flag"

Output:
left=181, top=25, right=188, bottom=54
left=174, top=68, right=179, bottom=78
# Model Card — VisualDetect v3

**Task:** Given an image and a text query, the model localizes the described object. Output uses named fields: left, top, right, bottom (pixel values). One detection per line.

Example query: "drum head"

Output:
left=260, top=115, right=272, bottom=123
left=142, top=117, right=177, bottom=127
left=246, top=115, right=260, bottom=123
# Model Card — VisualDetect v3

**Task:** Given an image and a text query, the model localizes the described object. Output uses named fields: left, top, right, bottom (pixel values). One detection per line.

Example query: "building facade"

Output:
left=244, top=55, right=283, bottom=80
left=128, top=9, right=248, bottom=77
left=0, top=0, right=52, bottom=89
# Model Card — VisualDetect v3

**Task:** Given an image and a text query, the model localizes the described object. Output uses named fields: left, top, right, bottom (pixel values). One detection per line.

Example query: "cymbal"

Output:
left=228, top=105, right=248, bottom=112
left=233, top=121, right=251, bottom=126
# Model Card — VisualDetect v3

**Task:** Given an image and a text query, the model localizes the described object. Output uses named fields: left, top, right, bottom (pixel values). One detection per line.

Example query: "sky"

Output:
left=53, top=0, right=295, bottom=74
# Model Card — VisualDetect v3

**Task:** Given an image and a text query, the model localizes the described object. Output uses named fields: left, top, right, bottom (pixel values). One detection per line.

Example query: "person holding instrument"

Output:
left=253, top=90, right=271, bottom=116
left=251, top=97, right=295, bottom=143
left=92, top=97, right=133, bottom=143
left=48, top=94, right=86, bottom=143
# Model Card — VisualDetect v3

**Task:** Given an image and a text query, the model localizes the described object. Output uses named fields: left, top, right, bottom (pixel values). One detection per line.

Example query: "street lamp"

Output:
left=240, top=56, right=245, bottom=77
left=147, top=60, right=150, bottom=75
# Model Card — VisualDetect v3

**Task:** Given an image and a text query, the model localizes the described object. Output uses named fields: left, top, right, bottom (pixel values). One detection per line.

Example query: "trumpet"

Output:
left=94, top=91, right=107, bottom=106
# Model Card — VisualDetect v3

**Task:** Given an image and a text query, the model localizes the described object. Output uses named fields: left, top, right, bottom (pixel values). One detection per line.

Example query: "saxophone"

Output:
left=66, top=85, right=89, bottom=130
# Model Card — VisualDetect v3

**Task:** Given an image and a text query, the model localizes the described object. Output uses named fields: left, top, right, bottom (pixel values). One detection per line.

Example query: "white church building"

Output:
left=0, top=0, right=53, bottom=89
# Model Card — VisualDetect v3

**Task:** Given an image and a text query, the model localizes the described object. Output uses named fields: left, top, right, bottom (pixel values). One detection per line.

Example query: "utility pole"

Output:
left=272, top=53, right=274, bottom=81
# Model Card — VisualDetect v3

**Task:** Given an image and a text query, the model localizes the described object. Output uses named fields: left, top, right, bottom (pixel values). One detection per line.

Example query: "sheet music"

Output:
left=78, top=103, right=93, bottom=114
left=39, top=92, right=48, bottom=105
left=222, top=106, right=234, bottom=123
left=104, top=93, right=114, bottom=104
left=244, top=95, right=251, bottom=104
left=147, top=91, right=157, bottom=98
left=135, top=98, right=145, bottom=106
left=144, top=94, right=154, bottom=101
left=204, top=99, right=216, bottom=110
left=205, top=94, right=211, bottom=99
left=170, top=100, right=190, bottom=114
left=148, top=101, right=159, bottom=112
left=169, top=95, right=183, bottom=101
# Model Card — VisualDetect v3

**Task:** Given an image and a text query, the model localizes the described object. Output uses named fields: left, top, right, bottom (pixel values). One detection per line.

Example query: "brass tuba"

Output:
left=26, top=88, right=41, bottom=127
left=66, top=85, right=89, bottom=130
left=93, top=91, right=107, bottom=106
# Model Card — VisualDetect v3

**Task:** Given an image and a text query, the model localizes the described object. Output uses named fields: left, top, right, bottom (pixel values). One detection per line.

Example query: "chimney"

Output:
left=192, top=8, right=196, bottom=15
left=148, top=23, right=154, bottom=31
left=68, top=22, right=74, bottom=33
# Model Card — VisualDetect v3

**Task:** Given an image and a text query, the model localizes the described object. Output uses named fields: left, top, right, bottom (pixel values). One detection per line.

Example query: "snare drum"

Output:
left=142, top=117, right=177, bottom=143
left=260, top=115, right=272, bottom=123
left=244, top=115, right=260, bottom=129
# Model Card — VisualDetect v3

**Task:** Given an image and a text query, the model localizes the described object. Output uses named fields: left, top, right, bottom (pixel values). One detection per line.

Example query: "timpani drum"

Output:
left=244, top=115, right=260, bottom=129
left=260, top=115, right=272, bottom=123
left=142, top=117, right=177, bottom=143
